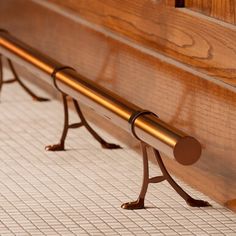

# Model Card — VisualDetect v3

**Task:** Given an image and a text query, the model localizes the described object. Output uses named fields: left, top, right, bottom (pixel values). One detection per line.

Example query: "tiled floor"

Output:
left=0, top=75, right=236, bottom=235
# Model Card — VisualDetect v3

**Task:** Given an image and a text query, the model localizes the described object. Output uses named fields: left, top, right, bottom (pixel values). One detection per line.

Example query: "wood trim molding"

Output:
left=46, top=0, right=236, bottom=90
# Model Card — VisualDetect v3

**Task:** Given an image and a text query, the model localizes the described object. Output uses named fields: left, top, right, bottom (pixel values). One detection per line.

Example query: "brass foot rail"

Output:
left=0, top=29, right=211, bottom=209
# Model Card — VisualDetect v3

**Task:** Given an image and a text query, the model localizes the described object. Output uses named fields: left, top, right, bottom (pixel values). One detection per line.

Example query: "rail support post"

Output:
left=121, top=110, right=211, bottom=210
left=45, top=66, right=122, bottom=151
left=121, top=142, right=211, bottom=210
left=0, top=54, right=49, bottom=102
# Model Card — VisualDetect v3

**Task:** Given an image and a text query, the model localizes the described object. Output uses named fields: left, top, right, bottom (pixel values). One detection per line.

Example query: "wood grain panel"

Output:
left=186, top=0, right=236, bottom=24
left=0, top=0, right=236, bottom=211
left=47, top=0, right=236, bottom=89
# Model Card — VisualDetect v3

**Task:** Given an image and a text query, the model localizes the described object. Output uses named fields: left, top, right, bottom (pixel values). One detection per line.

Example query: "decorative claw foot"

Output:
left=45, top=143, right=65, bottom=151
left=121, top=198, right=145, bottom=210
left=33, top=97, right=50, bottom=102
left=186, top=198, right=211, bottom=207
left=100, top=140, right=122, bottom=149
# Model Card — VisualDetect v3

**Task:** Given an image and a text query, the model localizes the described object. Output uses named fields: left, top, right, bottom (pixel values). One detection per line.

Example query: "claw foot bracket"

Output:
left=121, top=110, right=211, bottom=210
left=45, top=66, right=121, bottom=151
left=0, top=54, right=49, bottom=102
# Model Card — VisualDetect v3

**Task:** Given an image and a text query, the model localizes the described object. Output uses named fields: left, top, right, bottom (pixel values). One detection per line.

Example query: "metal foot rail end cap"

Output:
left=173, top=136, right=202, bottom=165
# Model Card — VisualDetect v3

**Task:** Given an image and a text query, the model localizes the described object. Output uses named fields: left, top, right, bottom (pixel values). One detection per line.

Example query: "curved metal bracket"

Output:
left=121, top=142, right=211, bottom=210
left=45, top=94, right=122, bottom=151
left=0, top=54, right=49, bottom=102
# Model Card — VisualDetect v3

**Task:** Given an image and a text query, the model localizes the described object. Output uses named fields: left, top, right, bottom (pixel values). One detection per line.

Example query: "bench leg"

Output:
left=121, top=142, right=211, bottom=210
left=46, top=94, right=121, bottom=151
left=0, top=54, right=49, bottom=102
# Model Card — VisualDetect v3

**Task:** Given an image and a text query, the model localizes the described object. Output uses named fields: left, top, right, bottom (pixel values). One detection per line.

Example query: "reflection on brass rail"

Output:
left=0, top=30, right=201, bottom=165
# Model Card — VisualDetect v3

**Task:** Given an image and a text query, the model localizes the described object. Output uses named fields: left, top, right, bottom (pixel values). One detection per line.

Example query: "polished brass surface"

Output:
left=0, top=30, right=202, bottom=165
left=55, top=69, right=201, bottom=165
left=0, top=32, right=60, bottom=85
